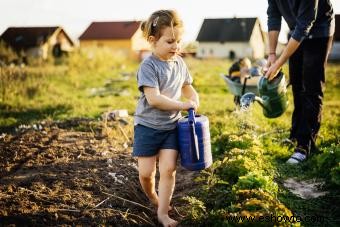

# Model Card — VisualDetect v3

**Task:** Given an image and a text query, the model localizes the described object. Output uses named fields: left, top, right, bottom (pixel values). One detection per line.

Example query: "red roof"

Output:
left=79, top=21, right=141, bottom=40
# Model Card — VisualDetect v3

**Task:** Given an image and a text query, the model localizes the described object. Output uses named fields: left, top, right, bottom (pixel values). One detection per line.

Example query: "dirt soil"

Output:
left=0, top=118, right=200, bottom=226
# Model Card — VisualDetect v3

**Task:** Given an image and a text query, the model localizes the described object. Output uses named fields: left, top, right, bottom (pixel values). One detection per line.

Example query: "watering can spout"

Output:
left=240, top=92, right=256, bottom=108
left=240, top=72, right=288, bottom=118
left=240, top=92, right=268, bottom=111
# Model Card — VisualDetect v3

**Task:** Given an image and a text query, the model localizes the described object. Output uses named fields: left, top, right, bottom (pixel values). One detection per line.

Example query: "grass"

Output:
left=0, top=49, right=339, bottom=226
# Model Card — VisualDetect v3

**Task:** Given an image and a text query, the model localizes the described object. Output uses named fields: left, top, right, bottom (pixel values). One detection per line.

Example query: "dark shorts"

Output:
left=133, top=124, right=178, bottom=157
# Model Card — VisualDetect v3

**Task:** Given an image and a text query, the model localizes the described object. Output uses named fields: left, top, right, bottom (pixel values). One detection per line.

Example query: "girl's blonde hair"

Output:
left=141, top=10, right=183, bottom=40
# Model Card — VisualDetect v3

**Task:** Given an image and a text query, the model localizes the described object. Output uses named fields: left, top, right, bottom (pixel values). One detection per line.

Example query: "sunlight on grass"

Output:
left=0, top=49, right=339, bottom=226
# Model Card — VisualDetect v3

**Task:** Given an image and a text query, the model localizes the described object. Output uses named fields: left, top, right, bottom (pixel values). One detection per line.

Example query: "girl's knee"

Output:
left=159, top=165, right=176, bottom=177
left=139, top=171, right=156, bottom=181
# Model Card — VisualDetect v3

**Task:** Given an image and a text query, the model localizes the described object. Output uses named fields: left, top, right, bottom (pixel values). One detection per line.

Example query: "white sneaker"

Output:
left=286, top=152, right=306, bottom=164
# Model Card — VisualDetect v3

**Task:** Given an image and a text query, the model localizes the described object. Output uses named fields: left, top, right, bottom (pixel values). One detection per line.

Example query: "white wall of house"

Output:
left=196, top=42, right=253, bottom=59
left=131, top=29, right=150, bottom=52
left=329, top=42, right=340, bottom=60
left=26, top=45, right=48, bottom=59
left=249, top=20, right=265, bottom=59
left=196, top=19, right=267, bottom=59
left=49, top=31, right=74, bottom=51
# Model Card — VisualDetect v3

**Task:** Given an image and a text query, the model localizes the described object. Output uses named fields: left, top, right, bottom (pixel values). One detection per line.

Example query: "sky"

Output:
left=1, top=0, right=339, bottom=44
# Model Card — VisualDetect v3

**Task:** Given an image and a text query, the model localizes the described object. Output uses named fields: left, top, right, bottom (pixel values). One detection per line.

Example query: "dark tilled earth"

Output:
left=0, top=118, right=199, bottom=226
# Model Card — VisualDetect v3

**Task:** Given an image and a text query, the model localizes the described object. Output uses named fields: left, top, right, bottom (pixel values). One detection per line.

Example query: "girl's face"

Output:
left=150, top=26, right=183, bottom=61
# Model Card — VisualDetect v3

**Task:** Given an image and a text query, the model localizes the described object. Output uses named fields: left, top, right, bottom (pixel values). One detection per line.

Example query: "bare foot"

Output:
left=157, top=214, right=178, bottom=227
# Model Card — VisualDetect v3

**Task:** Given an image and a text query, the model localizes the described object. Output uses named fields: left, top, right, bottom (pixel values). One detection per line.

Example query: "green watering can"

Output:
left=240, top=71, right=288, bottom=118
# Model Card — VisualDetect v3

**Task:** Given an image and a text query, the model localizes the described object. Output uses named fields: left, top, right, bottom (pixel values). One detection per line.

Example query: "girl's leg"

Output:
left=137, top=156, right=158, bottom=206
left=157, top=149, right=178, bottom=227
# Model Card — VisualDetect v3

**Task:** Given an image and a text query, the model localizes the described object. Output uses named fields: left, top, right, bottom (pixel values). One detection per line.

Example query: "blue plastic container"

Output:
left=177, top=109, right=212, bottom=171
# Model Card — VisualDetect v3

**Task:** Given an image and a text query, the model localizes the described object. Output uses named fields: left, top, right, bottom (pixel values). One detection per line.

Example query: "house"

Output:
left=0, top=26, right=74, bottom=60
left=196, top=17, right=266, bottom=59
left=78, top=21, right=150, bottom=59
left=329, top=14, right=340, bottom=60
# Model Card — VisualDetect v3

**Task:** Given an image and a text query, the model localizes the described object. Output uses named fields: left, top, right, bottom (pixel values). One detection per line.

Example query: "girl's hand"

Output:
left=191, top=98, right=199, bottom=110
left=181, top=100, right=198, bottom=112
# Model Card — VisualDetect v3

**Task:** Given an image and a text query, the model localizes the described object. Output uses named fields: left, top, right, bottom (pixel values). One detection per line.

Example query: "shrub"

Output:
left=330, top=163, right=340, bottom=186
left=232, top=173, right=278, bottom=195
left=181, top=196, right=207, bottom=221
left=0, top=41, right=18, bottom=65
left=313, top=143, right=340, bottom=185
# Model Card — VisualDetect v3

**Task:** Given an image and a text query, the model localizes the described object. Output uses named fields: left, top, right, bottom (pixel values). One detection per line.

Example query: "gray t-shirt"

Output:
left=134, top=54, right=193, bottom=130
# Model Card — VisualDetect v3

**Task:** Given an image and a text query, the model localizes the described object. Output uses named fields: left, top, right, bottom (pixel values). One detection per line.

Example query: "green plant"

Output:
left=0, top=40, right=18, bottom=64
left=182, top=196, right=207, bottom=221
left=232, top=173, right=278, bottom=195
left=330, top=163, right=340, bottom=186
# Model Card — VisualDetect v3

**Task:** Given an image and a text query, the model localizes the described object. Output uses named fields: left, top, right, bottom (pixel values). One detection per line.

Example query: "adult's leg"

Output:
left=288, top=43, right=304, bottom=143
left=157, top=149, right=178, bottom=227
left=297, top=37, right=333, bottom=154
left=137, top=156, right=158, bottom=206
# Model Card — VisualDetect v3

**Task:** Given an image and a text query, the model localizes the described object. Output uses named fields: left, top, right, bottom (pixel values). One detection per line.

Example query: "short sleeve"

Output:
left=137, top=61, right=158, bottom=92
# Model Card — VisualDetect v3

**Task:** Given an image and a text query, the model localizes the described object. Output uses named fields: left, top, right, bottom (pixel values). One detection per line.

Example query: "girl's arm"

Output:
left=182, top=84, right=199, bottom=109
left=144, top=86, right=197, bottom=111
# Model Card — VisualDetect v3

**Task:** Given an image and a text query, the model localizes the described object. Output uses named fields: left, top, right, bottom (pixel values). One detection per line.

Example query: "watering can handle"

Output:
left=188, top=109, right=200, bottom=161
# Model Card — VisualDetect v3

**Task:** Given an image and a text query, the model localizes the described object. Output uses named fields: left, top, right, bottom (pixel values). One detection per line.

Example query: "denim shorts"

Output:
left=132, top=124, right=179, bottom=157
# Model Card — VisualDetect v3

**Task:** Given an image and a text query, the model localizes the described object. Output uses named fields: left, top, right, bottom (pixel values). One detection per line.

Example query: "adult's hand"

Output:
left=265, top=37, right=301, bottom=81
left=265, top=61, right=281, bottom=81
left=266, top=53, right=277, bottom=68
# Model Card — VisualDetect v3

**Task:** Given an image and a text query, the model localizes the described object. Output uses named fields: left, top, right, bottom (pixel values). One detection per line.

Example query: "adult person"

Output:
left=265, top=0, right=335, bottom=164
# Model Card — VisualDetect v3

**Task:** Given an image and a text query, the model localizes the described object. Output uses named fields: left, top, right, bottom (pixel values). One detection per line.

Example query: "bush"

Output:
left=232, top=173, right=278, bottom=195
left=213, top=133, right=254, bottom=155
left=0, top=41, right=18, bottom=65
left=181, top=196, right=207, bottom=221
left=330, top=163, right=340, bottom=186
left=313, top=143, right=340, bottom=185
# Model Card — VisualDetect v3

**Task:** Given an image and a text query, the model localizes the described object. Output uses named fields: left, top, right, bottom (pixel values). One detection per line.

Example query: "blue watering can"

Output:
left=177, top=109, right=212, bottom=171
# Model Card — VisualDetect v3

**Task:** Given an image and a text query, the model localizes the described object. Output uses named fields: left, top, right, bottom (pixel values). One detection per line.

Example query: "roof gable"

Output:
left=0, top=26, right=74, bottom=50
left=79, top=21, right=141, bottom=40
left=196, top=18, right=258, bottom=42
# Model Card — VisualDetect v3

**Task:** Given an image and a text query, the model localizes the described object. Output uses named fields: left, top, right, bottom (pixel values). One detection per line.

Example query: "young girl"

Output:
left=133, top=9, right=199, bottom=227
